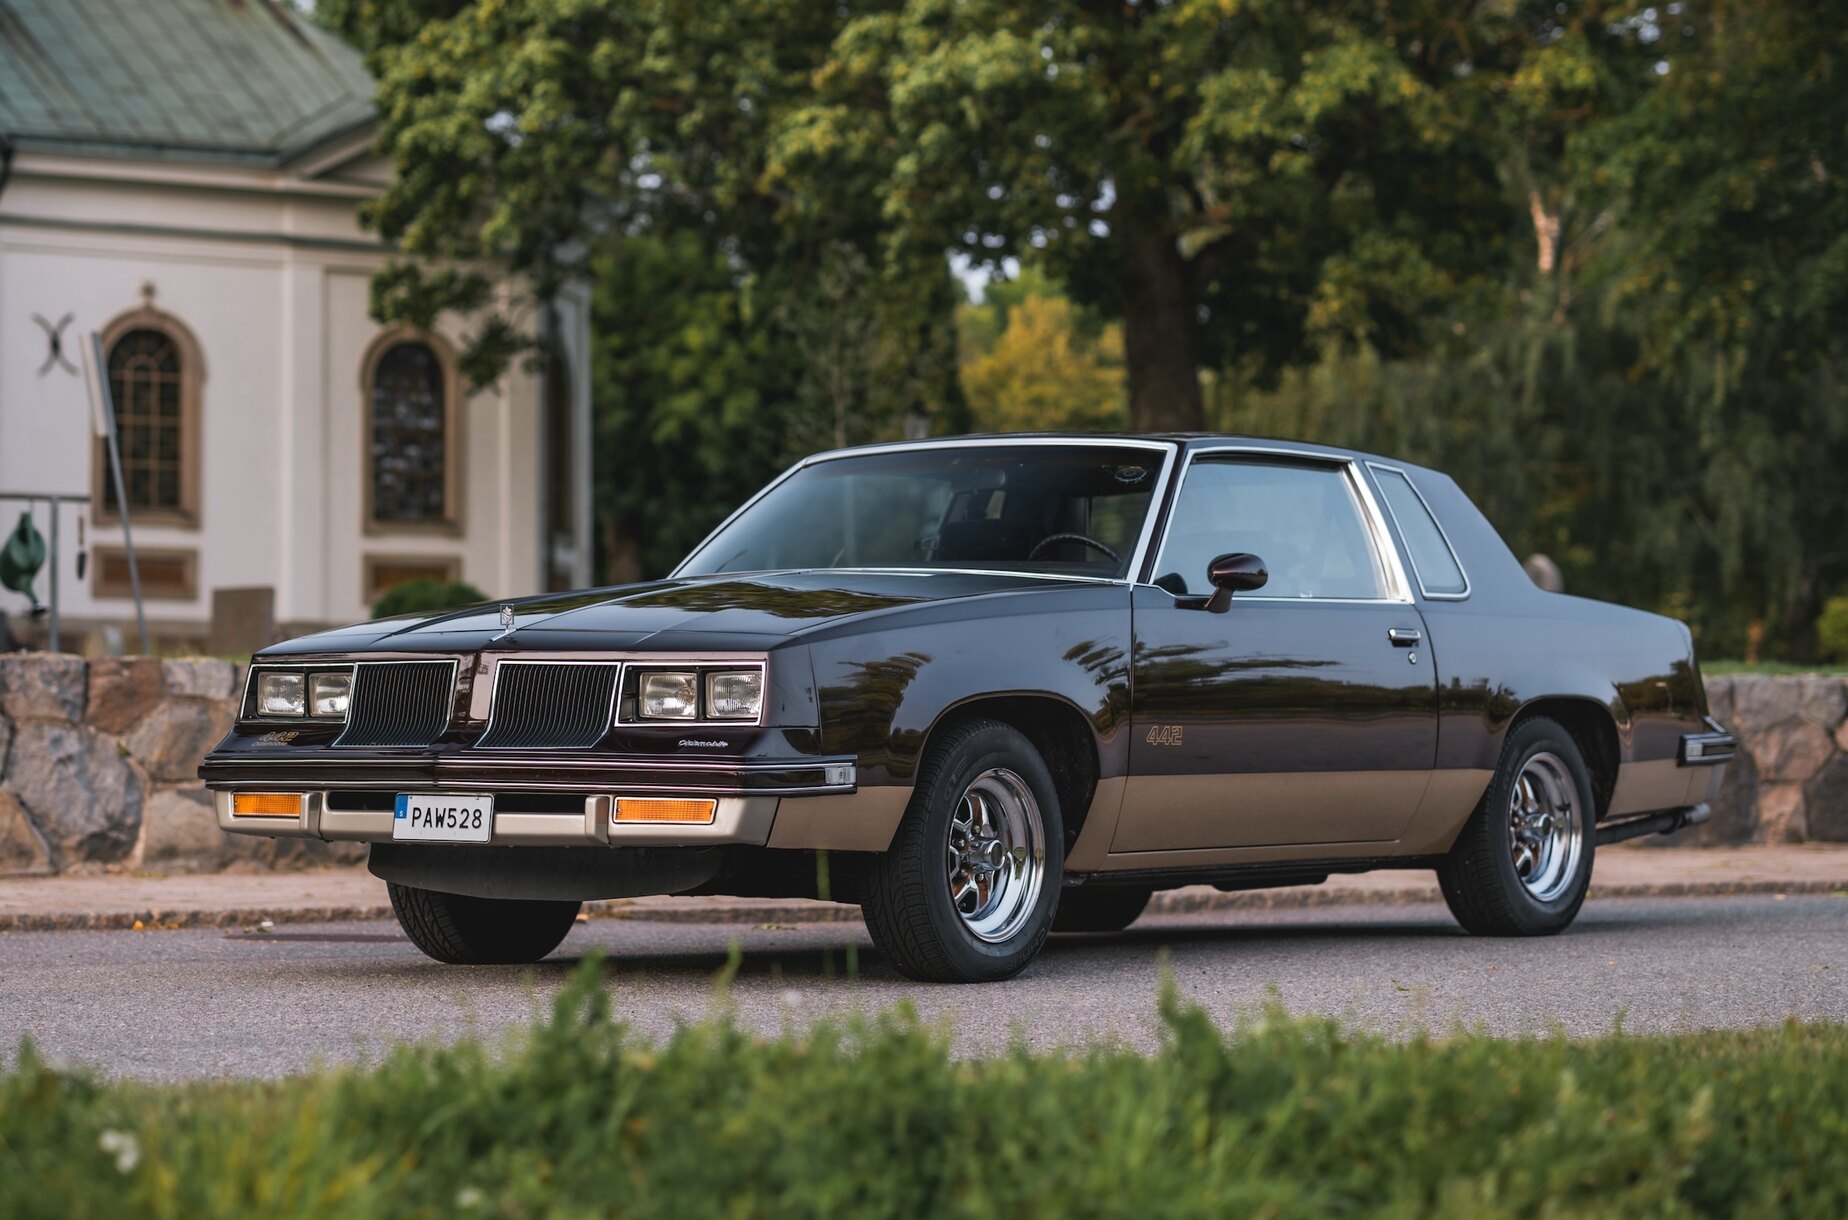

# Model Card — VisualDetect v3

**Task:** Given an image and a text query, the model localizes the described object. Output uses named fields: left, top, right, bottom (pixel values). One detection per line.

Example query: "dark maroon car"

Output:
left=202, top=436, right=1733, bottom=981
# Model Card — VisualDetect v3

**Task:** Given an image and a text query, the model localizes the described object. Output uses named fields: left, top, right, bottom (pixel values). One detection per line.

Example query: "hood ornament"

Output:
left=492, top=603, right=517, bottom=642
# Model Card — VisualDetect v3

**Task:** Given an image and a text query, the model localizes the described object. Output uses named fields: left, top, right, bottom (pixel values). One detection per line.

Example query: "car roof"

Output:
left=801, top=432, right=1434, bottom=476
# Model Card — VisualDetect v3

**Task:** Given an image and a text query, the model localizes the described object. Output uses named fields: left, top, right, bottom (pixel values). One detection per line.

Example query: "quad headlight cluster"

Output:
left=632, top=667, right=764, bottom=722
left=250, top=668, right=353, bottom=720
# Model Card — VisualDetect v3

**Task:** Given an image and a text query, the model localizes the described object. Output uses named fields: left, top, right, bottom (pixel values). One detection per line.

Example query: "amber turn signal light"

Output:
left=613, top=797, right=717, bottom=824
left=231, top=792, right=302, bottom=818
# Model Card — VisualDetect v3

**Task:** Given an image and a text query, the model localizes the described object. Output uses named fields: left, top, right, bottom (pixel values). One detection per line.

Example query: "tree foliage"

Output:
left=960, top=274, right=1125, bottom=433
left=329, top=0, right=1848, bottom=654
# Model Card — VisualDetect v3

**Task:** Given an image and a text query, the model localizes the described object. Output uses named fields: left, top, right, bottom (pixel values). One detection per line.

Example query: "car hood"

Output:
left=260, top=570, right=1103, bottom=656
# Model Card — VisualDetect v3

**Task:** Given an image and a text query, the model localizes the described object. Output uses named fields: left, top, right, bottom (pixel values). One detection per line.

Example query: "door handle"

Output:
left=1387, top=627, right=1422, bottom=646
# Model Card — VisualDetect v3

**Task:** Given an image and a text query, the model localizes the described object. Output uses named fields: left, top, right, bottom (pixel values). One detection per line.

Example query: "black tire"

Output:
left=861, top=719, right=1064, bottom=982
left=388, top=882, right=581, bottom=965
left=1438, top=716, right=1596, bottom=937
left=1052, top=886, right=1152, bottom=933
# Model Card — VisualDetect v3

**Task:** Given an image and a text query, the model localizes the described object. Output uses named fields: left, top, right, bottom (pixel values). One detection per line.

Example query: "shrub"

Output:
left=1819, top=596, right=1848, bottom=663
left=2, top=958, right=1845, bottom=1219
left=369, top=578, right=488, bottom=621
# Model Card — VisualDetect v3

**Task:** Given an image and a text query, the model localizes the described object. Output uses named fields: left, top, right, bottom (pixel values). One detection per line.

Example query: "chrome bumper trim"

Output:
left=214, top=790, right=781, bottom=847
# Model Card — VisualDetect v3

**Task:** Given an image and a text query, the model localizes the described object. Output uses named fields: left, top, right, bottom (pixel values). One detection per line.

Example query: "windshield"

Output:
left=677, top=444, right=1168, bottom=580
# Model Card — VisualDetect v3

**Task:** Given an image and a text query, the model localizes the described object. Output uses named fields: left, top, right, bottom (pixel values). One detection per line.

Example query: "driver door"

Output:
left=1113, top=455, right=1439, bottom=853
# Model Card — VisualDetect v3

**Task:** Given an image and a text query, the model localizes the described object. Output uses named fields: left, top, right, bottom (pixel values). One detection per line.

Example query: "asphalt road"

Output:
left=2, top=894, right=1843, bottom=1081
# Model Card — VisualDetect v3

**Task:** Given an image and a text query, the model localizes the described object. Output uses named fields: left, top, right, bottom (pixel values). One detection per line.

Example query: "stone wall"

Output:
left=1694, top=675, right=1848, bottom=846
left=0, top=656, right=1843, bottom=875
left=0, top=655, right=360, bottom=875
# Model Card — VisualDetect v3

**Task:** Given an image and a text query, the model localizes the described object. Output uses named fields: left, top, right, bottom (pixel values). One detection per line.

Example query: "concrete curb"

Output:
left=4, top=877, right=1841, bottom=935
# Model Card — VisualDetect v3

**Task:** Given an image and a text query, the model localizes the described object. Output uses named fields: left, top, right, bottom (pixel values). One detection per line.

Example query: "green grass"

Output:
left=3, top=958, right=1844, bottom=1219
left=1700, top=659, right=1848, bottom=676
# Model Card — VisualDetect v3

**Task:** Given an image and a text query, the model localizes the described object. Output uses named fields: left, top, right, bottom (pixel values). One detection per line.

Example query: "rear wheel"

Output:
left=861, top=719, right=1063, bottom=982
left=1052, top=886, right=1152, bottom=933
left=388, top=882, right=581, bottom=964
left=1438, top=716, right=1596, bottom=937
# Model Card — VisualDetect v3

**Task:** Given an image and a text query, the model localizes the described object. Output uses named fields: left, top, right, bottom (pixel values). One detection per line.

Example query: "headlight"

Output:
left=308, top=672, right=352, bottom=719
left=256, top=671, right=305, bottom=717
left=705, top=670, right=763, bottom=720
left=639, top=671, right=699, bottom=719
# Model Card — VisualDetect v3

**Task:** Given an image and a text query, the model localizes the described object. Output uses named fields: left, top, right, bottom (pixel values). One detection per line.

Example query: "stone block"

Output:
left=1837, top=720, right=1848, bottom=753
left=1747, top=719, right=1834, bottom=783
left=86, top=657, right=166, bottom=733
left=1727, top=675, right=1801, bottom=737
left=1794, top=675, right=1848, bottom=728
left=0, top=653, right=86, bottom=722
left=137, top=787, right=226, bottom=869
left=161, top=658, right=240, bottom=702
left=1, top=721, right=144, bottom=864
left=0, top=791, right=53, bottom=875
left=124, top=700, right=235, bottom=783
left=208, top=586, right=277, bottom=657
left=0, top=713, right=10, bottom=782
left=1754, top=783, right=1808, bottom=844
left=1805, top=753, right=1848, bottom=843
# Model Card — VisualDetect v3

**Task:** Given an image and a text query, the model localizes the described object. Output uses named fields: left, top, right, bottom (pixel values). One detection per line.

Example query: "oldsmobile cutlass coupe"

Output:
left=201, top=436, right=1734, bottom=982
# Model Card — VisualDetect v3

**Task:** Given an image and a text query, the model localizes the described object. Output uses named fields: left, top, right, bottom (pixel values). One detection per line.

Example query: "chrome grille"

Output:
left=476, top=662, right=621, bottom=750
left=334, top=661, right=457, bottom=748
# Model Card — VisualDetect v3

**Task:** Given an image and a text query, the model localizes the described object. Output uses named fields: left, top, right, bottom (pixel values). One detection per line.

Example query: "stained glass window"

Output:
left=104, top=328, right=184, bottom=513
left=370, top=341, right=448, bottom=523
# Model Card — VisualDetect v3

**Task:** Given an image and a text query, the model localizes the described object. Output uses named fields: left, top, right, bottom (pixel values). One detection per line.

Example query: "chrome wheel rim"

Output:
left=1508, top=751, right=1582, bottom=902
left=945, top=767, right=1045, bottom=944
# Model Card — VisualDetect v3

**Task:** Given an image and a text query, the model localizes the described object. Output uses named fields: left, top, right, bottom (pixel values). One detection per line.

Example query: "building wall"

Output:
left=0, top=150, right=592, bottom=643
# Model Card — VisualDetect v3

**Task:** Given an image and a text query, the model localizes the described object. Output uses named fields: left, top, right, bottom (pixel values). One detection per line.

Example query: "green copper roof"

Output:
left=0, top=0, right=375, bottom=166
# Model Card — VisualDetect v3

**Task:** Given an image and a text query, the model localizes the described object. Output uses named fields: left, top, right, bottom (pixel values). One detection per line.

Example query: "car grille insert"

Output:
left=334, top=660, right=457, bottom=748
left=476, top=662, right=621, bottom=750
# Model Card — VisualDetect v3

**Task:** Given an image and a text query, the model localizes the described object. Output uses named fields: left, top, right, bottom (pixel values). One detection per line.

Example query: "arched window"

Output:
left=364, top=333, right=460, bottom=531
left=96, top=308, right=203, bottom=527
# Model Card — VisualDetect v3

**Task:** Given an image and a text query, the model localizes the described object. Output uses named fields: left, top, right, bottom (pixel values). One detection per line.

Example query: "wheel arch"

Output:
left=921, top=692, right=1101, bottom=851
left=1507, top=696, right=1621, bottom=821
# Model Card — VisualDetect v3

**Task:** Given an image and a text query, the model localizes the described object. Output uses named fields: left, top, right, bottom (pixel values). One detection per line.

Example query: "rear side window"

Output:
left=1370, top=467, right=1468, bottom=597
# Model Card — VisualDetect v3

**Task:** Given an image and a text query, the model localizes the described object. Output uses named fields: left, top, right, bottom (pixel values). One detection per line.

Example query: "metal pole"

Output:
left=48, top=494, right=60, bottom=653
left=82, top=332, right=149, bottom=654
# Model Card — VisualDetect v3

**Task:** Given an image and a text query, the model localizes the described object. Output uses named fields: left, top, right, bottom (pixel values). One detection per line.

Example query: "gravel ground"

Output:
left=2, top=894, right=1843, bottom=1081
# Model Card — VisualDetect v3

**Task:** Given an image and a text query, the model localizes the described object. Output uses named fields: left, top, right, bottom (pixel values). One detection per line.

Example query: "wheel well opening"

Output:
left=931, top=696, right=1099, bottom=850
left=1514, top=698, right=1619, bottom=820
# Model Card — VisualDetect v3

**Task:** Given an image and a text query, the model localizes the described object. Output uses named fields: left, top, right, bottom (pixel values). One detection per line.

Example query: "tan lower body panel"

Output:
left=1609, top=759, right=1707, bottom=816
left=1394, top=768, right=1494, bottom=855
left=1086, top=767, right=1491, bottom=871
left=765, top=787, right=912, bottom=852
left=1108, top=770, right=1433, bottom=854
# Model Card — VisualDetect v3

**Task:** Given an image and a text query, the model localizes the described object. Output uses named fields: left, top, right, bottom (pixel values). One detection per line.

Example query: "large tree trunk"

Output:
left=1120, top=223, right=1205, bottom=432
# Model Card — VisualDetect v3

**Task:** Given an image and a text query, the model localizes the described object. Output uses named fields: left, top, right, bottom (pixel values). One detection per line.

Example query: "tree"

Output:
left=770, top=0, right=1548, bottom=430
left=961, top=288, right=1125, bottom=433
left=328, top=0, right=964, bottom=578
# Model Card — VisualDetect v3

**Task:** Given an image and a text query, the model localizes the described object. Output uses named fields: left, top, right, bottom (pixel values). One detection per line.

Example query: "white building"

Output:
left=0, top=0, right=592, bottom=649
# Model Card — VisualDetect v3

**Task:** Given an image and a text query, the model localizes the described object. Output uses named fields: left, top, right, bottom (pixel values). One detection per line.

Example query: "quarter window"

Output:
left=1370, top=467, right=1467, bottom=596
left=1152, top=459, right=1387, bottom=600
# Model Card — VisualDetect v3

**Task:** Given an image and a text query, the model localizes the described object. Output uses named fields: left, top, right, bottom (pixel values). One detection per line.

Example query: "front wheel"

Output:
left=1437, top=716, right=1595, bottom=937
left=388, top=882, right=581, bottom=964
left=861, top=719, right=1063, bottom=982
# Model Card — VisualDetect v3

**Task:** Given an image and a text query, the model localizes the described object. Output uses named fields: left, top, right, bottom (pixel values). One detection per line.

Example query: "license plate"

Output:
left=392, top=793, right=493, bottom=843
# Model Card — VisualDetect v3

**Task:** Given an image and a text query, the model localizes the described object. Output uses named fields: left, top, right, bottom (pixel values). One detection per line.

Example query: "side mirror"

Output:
left=1205, top=552, right=1267, bottom=613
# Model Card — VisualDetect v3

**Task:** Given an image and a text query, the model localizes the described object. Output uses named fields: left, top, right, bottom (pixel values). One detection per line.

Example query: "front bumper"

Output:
left=212, top=790, right=783, bottom=847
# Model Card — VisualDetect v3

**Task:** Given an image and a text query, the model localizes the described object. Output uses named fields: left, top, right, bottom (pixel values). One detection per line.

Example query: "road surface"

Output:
left=2, top=894, right=1842, bottom=1080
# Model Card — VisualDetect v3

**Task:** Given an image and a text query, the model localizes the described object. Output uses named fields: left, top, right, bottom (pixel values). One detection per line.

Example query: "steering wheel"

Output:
left=1028, top=533, right=1121, bottom=563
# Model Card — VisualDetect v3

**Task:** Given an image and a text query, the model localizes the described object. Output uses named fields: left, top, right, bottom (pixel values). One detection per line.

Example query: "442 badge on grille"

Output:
left=393, top=793, right=493, bottom=843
